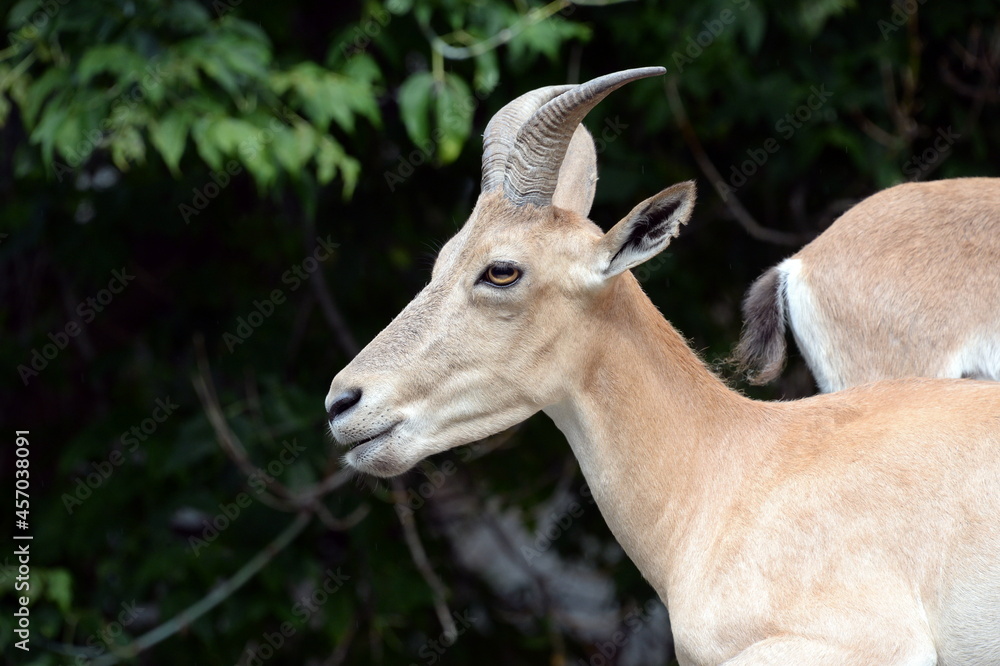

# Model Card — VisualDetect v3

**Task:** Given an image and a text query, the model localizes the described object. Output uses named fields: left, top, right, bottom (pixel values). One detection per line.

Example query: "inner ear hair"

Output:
left=612, top=196, right=684, bottom=263
left=602, top=180, right=696, bottom=275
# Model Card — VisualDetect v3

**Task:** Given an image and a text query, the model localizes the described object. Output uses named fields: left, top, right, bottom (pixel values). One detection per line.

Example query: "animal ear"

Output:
left=552, top=125, right=597, bottom=217
left=597, top=181, right=696, bottom=277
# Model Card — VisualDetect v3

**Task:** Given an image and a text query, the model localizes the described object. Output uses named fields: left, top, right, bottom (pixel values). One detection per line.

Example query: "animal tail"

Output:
left=733, top=266, right=788, bottom=385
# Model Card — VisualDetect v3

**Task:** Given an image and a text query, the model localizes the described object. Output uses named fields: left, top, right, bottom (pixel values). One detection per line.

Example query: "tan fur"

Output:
left=737, top=177, right=1000, bottom=392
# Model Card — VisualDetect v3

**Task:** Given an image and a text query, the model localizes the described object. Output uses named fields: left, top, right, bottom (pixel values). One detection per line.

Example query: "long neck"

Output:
left=544, top=276, right=772, bottom=595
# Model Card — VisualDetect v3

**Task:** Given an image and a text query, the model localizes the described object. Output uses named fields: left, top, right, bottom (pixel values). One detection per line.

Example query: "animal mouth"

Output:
left=346, top=423, right=399, bottom=453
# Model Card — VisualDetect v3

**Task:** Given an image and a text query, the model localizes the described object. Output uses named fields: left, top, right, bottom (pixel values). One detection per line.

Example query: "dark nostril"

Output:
left=328, top=388, right=362, bottom=421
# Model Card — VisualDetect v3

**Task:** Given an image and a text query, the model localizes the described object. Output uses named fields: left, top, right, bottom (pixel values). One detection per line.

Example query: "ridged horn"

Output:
left=481, top=85, right=574, bottom=193
left=503, top=66, right=666, bottom=207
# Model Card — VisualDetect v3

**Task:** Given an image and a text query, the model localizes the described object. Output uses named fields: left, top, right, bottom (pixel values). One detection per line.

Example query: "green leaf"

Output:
left=22, top=67, right=70, bottom=125
left=341, top=76, right=380, bottom=128
left=386, top=0, right=412, bottom=14
left=315, top=135, right=342, bottom=185
left=30, top=102, right=69, bottom=166
left=397, top=72, right=434, bottom=150
left=339, top=156, right=360, bottom=198
left=191, top=117, right=225, bottom=170
left=77, top=44, right=145, bottom=84
left=163, top=0, right=212, bottom=31
left=270, top=123, right=312, bottom=174
left=197, top=50, right=241, bottom=95
left=6, top=0, right=41, bottom=28
left=52, top=109, right=85, bottom=164
left=433, top=73, right=473, bottom=164
left=509, top=14, right=590, bottom=63
left=243, top=150, right=278, bottom=189
left=211, top=117, right=258, bottom=155
left=109, top=125, right=146, bottom=170
left=799, top=0, right=856, bottom=37
left=342, top=52, right=382, bottom=87
left=315, top=135, right=359, bottom=197
left=324, top=80, right=359, bottom=133
left=149, top=112, right=191, bottom=175
left=217, top=38, right=271, bottom=81
left=42, top=569, right=73, bottom=614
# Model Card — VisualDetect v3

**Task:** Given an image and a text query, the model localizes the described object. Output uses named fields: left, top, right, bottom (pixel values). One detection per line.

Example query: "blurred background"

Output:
left=1, top=0, right=997, bottom=663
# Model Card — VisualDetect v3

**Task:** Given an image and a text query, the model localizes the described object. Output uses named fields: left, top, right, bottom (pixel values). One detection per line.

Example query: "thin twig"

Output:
left=419, top=0, right=639, bottom=63
left=311, top=498, right=370, bottom=531
left=391, top=477, right=457, bottom=641
left=850, top=109, right=901, bottom=149
left=195, top=337, right=368, bottom=517
left=324, top=611, right=358, bottom=666
left=193, top=337, right=296, bottom=505
left=285, top=292, right=316, bottom=368
left=309, top=267, right=360, bottom=357
left=419, top=0, right=569, bottom=61
left=664, top=76, right=810, bottom=247
left=299, top=468, right=355, bottom=502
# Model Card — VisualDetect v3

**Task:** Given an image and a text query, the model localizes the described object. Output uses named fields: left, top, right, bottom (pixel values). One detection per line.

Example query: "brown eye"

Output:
left=483, top=264, right=521, bottom=287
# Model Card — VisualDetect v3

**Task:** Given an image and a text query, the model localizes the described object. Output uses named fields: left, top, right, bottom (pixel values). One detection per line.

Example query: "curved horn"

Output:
left=481, top=85, right=574, bottom=194
left=503, top=66, right=666, bottom=207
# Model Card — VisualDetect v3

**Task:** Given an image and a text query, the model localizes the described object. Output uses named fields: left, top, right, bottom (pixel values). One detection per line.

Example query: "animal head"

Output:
left=326, top=67, right=695, bottom=476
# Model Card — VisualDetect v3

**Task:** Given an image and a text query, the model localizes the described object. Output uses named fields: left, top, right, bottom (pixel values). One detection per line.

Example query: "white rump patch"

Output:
left=945, top=335, right=1000, bottom=382
left=779, top=258, right=841, bottom=393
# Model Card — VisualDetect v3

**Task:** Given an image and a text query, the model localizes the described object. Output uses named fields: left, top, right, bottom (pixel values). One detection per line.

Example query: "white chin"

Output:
left=343, top=439, right=419, bottom=478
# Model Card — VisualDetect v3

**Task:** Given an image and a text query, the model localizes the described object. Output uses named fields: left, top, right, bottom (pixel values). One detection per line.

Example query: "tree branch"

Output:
left=664, top=76, right=811, bottom=247
left=43, top=513, right=314, bottom=666
left=309, top=265, right=360, bottom=357
left=419, top=1, right=570, bottom=61
left=391, top=477, right=458, bottom=641
left=193, top=335, right=297, bottom=506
